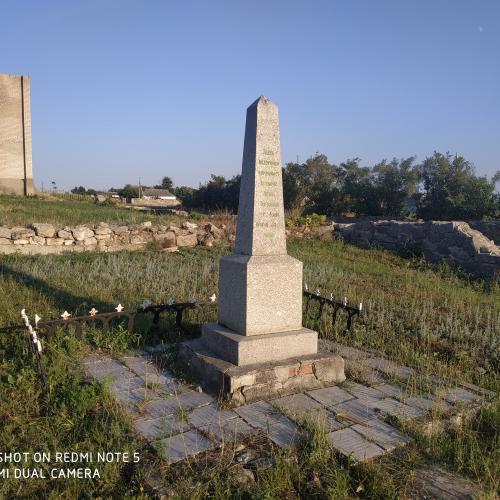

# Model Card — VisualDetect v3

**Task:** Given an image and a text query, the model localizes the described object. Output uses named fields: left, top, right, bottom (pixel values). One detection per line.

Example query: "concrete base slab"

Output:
left=178, top=338, right=345, bottom=406
left=201, top=322, right=318, bottom=366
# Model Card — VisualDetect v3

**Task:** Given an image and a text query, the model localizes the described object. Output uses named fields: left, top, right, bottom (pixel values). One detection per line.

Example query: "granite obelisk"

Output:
left=180, top=96, right=345, bottom=404
left=201, top=96, right=318, bottom=365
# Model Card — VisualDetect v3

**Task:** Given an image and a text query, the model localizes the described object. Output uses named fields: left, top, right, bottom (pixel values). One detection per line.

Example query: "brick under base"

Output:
left=178, top=339, right=346, bottom=406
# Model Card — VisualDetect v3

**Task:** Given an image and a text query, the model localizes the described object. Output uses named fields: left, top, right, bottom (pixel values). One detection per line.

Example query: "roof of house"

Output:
left=143, top=188, right=176, bottom=197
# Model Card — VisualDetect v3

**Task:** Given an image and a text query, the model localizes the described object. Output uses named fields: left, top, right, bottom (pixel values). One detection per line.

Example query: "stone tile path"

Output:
left=82, top=345, right=493, bottom=466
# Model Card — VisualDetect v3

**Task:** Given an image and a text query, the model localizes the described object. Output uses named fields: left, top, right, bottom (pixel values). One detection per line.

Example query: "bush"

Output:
left=287, top=213, right=327, bottom=227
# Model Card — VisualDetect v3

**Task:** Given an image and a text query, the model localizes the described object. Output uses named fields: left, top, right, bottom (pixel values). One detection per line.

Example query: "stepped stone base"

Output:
left=178, top=338, right=346, bottom=406
left=201, top=322, right=317, bottom=366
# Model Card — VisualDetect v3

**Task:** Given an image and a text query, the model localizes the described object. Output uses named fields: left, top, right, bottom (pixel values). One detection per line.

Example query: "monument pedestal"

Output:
left=178, top=96, right=345, bottom=405
left=201, top=323, right=317, bottom=366
left=179, top=338, right=345, bottom=406
left=219, top=254, right=303, bottom=336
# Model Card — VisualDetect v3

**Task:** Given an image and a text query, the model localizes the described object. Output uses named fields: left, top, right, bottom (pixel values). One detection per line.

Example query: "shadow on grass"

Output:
left=0, top=262, right=203, bottom=347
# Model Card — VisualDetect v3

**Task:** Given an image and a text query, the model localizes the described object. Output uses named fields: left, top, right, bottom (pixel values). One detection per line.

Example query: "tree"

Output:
left=173, top=186, right=195, bottom=206
left=156, top=176, right=174, bottom=190
left=282, top=154, right=341, bottom=215
left=417, top=152, right=496, bottom=220
left=338, top=159, right=377, bottom=216
left=371, top=157, right=418, bottom=216
left=118, top=184, right=139, bottom=201
left=190, top=175, right=241, bottom=211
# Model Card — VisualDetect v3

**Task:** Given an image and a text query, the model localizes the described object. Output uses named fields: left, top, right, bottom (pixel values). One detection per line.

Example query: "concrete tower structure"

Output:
left=0, top=73, right=34, bottom=196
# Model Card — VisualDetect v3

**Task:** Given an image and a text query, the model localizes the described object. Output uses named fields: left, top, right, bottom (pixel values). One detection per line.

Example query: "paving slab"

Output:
left=327, top=427, right=386, bottom=462
left=438, top=387, right=482, bottom=404
left=188, top=403, right=238, bottom=428
left=351, top=420, right=410, bottom=451
left=344, top=359, right=386, bottom=385
left=330, top=343, right=373, bottom=360
left=368, top=397, right=424, bottom=419
left=406, top=395, right=450, bottom=413
left=108, top=375, right=144, bottom=393
left=270, top=393, right=348, bottom=431
left=143, top=390, right=213, bottom=418
left=201, top=417, right=254, bottom=443
left=111, top=387, right=149, bottom=407
left=460, top=381, right=495, bottom=399
left=373, top=383, right=405, bottom=399
left=333, top=398, right=379, bottom=424
left=130, top=386, right=165, bottom=404
left=83, top=357, right=131, bottom=381
left=412, top=467, right=482, bottom=499
left=134, top=414, right=189, bottom=440
left=364, top=358, right=414, bottom=379
left=373, top=383, right=449, bottom=413
left=235, top=401, right=303, bottom=448
left=271, top=393, right=324, bottom=414
left=307, top=386, right=356, bottom=407
left=121, top=356, right=174, bottom=385
left=154, top=430, right=213, bottom=464
left=343, top=382, right=385, bottom=401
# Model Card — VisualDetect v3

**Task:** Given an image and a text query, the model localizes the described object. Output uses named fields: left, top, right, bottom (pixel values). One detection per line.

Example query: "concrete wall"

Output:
left=335, top=220, right=500, bottom=280
left=0, top=73, right=34, bottom=196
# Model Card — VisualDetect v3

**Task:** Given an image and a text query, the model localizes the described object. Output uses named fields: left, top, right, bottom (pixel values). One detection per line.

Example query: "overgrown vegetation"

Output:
left=0, top=237, right=498, bottom=497
left=172, top=151, right=499, bottom=220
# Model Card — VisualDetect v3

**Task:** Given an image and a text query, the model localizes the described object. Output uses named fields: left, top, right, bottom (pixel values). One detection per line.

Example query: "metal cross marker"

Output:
left=115, top=304, right=124, bottom=312
left=166, top=297, right=174, bottom=306
left=89, top=308, right=98, bottom=316
left=35, top=314, right=41, bottom=326
left=61, top=311, right=71, bottom=320
left=209, top=293, right=217, bottom=303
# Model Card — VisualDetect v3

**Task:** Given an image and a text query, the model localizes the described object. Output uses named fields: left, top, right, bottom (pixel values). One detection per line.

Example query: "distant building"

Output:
left=0, top=73, right=35, bottom=195
left=131, top=188, right=180, bottom=207
left=142, top=188, right=177, bottom=201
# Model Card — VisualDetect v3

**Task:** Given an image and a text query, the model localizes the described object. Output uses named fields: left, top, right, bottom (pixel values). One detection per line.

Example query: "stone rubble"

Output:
left=0, top=221, right=227, bottom=255
left=335, top=219, right=500, bottom=280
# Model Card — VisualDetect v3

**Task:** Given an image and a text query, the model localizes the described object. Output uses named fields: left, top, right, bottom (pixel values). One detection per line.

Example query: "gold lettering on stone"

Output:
left=258, top=159, right=280, bottom=166
left=258, top=170, right=279, bottom=176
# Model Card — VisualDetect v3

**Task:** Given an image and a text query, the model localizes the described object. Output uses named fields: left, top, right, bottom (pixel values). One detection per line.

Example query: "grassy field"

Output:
left=0, top=234, right=498, bottom=498
left=0, top=194, right=180, bottom=227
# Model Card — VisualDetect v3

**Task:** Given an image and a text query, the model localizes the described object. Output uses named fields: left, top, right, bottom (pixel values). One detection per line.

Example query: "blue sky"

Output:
left=2, top=0, right=499, bottom=191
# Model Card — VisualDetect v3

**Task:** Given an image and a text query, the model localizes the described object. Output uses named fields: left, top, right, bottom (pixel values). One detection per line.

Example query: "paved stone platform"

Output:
left=82, top=345, right=493, bottom=466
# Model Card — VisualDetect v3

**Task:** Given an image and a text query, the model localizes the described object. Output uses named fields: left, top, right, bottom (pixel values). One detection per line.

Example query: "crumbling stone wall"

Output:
left=0, top=221, right=226, bottom=255
left=468, top=220, right=500, bottom=246
left=335, top=220, right=500, bottom=280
